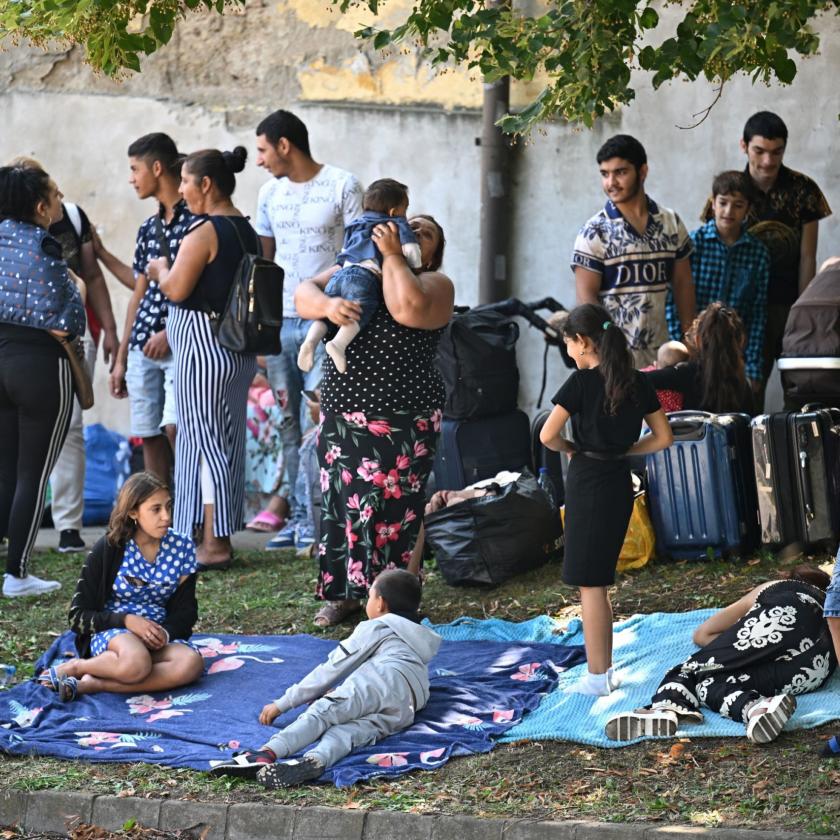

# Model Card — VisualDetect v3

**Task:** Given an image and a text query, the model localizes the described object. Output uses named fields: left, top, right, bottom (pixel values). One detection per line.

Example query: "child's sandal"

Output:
left=57, top=676, right=79, bottom=702
left=37, top=666, right=61, bottom=692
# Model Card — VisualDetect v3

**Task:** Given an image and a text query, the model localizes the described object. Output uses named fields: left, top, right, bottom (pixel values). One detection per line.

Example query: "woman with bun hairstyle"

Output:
left=150, top=147, right=258, bottom=571
left=540, top=303, right=673, bottom=696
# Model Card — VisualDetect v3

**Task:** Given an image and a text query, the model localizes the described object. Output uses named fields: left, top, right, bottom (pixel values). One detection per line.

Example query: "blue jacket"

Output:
left=0, top=218, right=86, bottom=335
left=337, top=211, right=420, bottom=269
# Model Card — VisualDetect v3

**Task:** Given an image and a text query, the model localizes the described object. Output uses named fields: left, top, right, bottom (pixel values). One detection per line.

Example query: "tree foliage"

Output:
left=333, top=0, right=838, bottom=132
left=0, top=0, right=244, bottom=75
left=1, top=0, right=836, bottom=132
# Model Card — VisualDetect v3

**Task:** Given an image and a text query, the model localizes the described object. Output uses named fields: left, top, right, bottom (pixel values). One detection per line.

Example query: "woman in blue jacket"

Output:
left=0, top=165, right=86, bottom=598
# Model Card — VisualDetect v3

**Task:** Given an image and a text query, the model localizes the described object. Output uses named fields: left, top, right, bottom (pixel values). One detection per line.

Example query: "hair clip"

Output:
left=602, top=321, right=611, bottom=330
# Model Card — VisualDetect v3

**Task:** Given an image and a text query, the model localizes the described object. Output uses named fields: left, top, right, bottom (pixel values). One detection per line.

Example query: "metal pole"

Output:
left=478, top=72, right=511, bottom=304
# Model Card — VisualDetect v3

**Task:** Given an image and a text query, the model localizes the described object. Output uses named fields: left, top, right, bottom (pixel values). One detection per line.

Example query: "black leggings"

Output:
left=0, top=349, right=74, bottom=577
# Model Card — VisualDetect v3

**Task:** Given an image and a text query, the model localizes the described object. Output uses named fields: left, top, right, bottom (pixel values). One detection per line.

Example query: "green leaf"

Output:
left=122, top=818, right=137, bottom=831
left=372, top=29, right=391, bottom=49
left=773, top=54, right=797, bottom=83
left=639, top=7, right=658, bottom=30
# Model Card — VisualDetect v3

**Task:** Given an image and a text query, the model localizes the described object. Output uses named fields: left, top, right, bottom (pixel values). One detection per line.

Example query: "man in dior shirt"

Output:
left=254, top=109, right=363, bottom=550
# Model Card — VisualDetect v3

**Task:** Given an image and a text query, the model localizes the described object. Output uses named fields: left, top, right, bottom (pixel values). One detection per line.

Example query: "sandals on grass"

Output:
left=313, top=600, right=361, bottom=628
left=209, top=749, right=276, bottom=779
left=245, top=510, right=285, bottom=533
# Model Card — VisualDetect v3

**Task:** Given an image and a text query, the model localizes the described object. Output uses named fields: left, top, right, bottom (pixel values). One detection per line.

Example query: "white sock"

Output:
left=325, top=340, right=348, bottom=374
left=568, top=670, right=612, bottom=696
left=607, top=667, right=621, bottom=688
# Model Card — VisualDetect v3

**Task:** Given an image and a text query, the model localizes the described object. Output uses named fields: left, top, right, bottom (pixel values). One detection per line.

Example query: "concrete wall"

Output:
left=2, top=2, right=838, bottom=432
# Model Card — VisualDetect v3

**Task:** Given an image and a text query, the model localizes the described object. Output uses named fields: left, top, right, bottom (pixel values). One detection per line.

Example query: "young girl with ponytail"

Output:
left=540, top=304, right=673, bottom=695
left=645, top=302, right=754, bottom=414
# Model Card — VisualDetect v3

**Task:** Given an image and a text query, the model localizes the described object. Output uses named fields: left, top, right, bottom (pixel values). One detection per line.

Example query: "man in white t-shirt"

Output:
left=255, top=109, right=363, bottom=550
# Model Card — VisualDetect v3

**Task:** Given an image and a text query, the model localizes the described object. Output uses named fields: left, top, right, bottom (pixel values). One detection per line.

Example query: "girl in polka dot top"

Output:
left=38, top=472, right=204, bottom=702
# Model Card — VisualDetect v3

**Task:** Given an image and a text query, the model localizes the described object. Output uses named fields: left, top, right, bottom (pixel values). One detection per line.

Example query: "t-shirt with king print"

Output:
left=572, top=196, right=693, bottom=368
left=255, top=164, right=363, bottom=317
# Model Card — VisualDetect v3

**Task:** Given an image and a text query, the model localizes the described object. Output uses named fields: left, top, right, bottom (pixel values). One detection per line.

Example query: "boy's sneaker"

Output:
left=265, top=522, right=298, bottom=550
left=294, top=522, right=316, bottom=552
left=3, top=574, right=62, bottom=598
left=257, top=756, right=324, bottom=789
left=209, top=748, right=276, bottom=779
left=58, top=530, right=86, bottom=553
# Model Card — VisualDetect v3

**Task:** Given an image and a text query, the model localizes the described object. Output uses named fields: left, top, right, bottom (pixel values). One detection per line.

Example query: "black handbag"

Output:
left=211, top=218, right=284, bottom=355
left=424, top=471, right=563, bottom=587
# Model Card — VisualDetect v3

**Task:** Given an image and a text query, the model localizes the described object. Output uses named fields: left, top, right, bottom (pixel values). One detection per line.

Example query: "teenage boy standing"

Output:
left=254, top=109, right=363, bottom=551
left=109, top=133, right=192, bottom=483
left=669, top=170, right=770, bottom=390
left=573, top=134, right=696, bottom=368
left=703, top=111, right=831, bottom=400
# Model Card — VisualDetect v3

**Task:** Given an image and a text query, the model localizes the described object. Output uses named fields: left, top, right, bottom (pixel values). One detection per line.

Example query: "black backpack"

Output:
left=214, top=218, right=284, bottom=355
left=436, top=307, right=520, bottom=419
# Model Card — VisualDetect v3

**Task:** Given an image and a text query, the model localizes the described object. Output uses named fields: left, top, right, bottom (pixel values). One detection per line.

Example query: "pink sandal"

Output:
left=245, top=510, right=285, bottom=533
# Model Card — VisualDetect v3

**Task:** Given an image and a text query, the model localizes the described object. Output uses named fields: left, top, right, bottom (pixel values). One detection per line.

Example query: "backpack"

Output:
left=780, top=263, right=840, bottom=406
left=436, top=306, right=520, bottom=419
left=212, top=218, right=284, bottom=355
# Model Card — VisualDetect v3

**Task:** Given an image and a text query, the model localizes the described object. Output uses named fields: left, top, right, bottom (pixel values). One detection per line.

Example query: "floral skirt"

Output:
left=316, top=408, right=440, bottom=601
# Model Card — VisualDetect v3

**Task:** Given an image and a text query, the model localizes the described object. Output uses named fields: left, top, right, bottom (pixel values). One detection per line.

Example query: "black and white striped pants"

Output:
left=167, top=307, right=256, bottom=538
left=0, top=347, right=74, bottom=577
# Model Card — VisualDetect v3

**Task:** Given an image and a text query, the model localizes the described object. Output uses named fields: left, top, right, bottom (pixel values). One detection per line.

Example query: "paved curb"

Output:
left=1, top=789, right=836, bottom=839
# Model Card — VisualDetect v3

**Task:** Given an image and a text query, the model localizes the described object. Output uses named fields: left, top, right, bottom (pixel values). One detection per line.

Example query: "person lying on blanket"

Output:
left=37, top=472, right=204, bottom=702
left=822, top=546, right=840, bottom=758
left=211, top=569, right=441, bottom=787
left=605, top=565, right=837, bottom=745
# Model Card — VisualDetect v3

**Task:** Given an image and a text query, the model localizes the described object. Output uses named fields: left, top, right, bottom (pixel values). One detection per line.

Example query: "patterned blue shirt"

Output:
left=666, top=219, right=769, bottom=381
left=129, top=201, right=195, bottom=351
left=572, top=196, right=692, bottom=367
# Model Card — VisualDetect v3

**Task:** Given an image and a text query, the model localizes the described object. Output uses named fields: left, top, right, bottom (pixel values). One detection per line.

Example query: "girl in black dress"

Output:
left=540, top=304, right=673, bottom=695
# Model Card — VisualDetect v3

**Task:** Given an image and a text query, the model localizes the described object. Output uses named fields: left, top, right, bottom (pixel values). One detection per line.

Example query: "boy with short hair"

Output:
left=667, top=171, right=770, bottom=389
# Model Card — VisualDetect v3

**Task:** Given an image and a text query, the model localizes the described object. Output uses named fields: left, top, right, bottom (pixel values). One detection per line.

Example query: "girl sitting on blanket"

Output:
left=211, top=569, right=441, bottom=787
left=605, top=565, right=837, bottom=745
left=38, top=472, right=204, bottom=702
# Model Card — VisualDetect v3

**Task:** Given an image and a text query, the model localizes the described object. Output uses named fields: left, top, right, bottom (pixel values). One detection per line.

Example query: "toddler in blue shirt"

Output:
left=298, top=179, right=421, bottom=374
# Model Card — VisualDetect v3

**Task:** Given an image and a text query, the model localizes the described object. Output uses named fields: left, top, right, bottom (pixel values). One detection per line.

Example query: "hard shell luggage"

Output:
left=645, top=412, right=759, bottom=560
left=433, top=409, right=532, bottom=491
left=530, top=409, right=565, bottom=505
left=751, top=406, right=840, bottom=549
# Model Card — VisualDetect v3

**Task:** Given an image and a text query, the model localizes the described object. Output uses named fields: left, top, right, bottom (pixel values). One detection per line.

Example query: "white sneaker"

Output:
left=3, top=573, right=62, bottom=597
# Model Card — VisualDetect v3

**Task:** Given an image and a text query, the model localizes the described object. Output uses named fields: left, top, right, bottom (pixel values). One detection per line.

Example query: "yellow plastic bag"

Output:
left=560, top=488, right=655, bottom=574
left=617, top=491, right=655, bottom=573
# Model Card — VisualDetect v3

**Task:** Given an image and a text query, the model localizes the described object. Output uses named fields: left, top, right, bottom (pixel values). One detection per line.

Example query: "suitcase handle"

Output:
left=796, top=426, right=816, bottom=521
left=666, top=410, right=713, bottom=439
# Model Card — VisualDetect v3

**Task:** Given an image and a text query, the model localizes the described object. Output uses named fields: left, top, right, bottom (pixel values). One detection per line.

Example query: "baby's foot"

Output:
left=297, top=342, right=317, bottom=373
left=325, top=341, right=347, bottom=374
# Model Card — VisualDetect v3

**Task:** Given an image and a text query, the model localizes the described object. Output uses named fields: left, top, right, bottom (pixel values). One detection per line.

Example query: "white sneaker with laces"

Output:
left=3, top=573, right=62, bottom=598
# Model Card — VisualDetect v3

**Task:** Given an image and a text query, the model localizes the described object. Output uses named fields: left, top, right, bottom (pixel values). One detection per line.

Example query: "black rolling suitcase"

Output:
left=433, top=410, right=532, bottom=491
left=751, top=406, right=840, bottom=550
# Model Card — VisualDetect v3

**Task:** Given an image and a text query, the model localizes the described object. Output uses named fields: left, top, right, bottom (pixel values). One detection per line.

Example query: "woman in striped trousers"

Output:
left=152, top=146, right=257, bottom=570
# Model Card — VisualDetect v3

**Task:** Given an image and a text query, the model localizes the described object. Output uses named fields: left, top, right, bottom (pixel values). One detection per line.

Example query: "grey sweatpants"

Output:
left=262, top=672, right=415, bottom=768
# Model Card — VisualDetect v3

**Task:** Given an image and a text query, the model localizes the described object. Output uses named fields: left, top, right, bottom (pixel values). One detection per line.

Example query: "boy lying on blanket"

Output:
left=211, top=569, right=441, bottom=787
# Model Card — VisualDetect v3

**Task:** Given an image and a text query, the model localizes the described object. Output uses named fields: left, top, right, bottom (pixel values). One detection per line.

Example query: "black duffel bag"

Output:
left=425, top=471, right=563, bottom=587
left=436, top=307, right=520, bottom=419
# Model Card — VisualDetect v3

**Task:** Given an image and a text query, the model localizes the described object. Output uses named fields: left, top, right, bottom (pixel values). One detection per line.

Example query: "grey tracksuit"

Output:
left=262, top=614, right=441, bottom=767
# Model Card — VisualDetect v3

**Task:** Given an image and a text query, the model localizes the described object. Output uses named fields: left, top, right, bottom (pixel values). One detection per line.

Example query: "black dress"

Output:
left=554, top=369, right=660, bottom=587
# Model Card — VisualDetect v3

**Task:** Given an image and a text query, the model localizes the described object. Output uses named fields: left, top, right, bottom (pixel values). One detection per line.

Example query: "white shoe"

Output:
left=3, top=573, right=62, bottom=597
left=605, top=708, right=679, bottom=741
left=746, top=694, right=796, bottom=744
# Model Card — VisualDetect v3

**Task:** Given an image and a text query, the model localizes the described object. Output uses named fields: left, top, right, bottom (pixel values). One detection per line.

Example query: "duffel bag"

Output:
left=425, top=471, right=563, bottom=586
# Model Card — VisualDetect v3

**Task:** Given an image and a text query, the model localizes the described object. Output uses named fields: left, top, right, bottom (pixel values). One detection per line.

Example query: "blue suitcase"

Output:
left=433, top=409, right=532, bottom=491
left=645, top=411, right=760, bottom=560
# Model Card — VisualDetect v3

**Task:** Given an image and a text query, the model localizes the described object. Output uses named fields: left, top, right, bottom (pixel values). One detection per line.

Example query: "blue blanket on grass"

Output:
left=0, top=630, right=584, bottom=787
left=431, top=613, right=840, bottom=747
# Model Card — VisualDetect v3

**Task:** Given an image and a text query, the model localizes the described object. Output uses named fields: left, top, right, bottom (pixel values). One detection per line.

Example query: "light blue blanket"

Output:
left=429, top=611, right=840, bottom=747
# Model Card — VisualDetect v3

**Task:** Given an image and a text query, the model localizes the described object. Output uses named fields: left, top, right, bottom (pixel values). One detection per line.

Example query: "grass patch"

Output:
left=1, top=545, right=837, bottom=834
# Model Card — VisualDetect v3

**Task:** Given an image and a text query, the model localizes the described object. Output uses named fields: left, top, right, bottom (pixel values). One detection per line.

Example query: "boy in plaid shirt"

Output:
left=667, top=171, right=770, bottom=390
